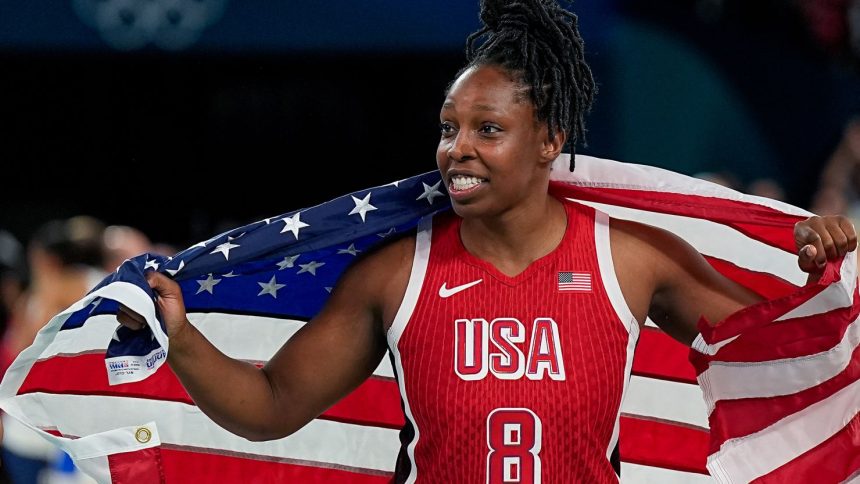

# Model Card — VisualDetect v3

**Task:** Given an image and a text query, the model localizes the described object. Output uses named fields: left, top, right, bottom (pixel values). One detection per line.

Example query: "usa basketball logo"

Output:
left=557, top=271, right=591, bottom=292
left=73, top=0, right=228, bottom=51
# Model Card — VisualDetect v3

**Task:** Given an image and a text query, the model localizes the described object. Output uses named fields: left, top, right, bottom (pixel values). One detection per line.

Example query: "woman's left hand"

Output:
left=795, top=215, right=858, bottom=274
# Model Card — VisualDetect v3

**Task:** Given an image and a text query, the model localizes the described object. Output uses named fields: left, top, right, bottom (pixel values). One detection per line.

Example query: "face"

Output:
left=437, top=64, right=563, bottom=219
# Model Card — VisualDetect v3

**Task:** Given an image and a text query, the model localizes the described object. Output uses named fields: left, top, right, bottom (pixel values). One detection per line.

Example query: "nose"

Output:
left=447, top=131, right=475, bottom=163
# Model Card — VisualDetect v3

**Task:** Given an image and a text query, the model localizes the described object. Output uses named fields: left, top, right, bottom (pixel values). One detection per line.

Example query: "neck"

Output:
left=459, top=193, right=567, bottom=277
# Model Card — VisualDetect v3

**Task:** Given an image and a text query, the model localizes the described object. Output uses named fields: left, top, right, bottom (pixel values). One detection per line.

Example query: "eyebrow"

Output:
left=441, top=102, right=499, bottom=113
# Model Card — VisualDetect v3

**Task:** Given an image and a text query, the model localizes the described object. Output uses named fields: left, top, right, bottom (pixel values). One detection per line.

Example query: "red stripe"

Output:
left=158, top=447, right=391, bottom=483
left=109, top=447, right=165, bottom=484
left=751, top=411, right=860, bottom=484
left=550, top=184, right=804, bottom=253
left=618, top=415, right=709, bottom=474
left=702, top=292, right=858, bottom=365
left=19, top=354, right=405, bottom=429
left=708, top=340, right=860, bottom=450
left=703, top=256, right=798, bottom=300
left=632, top=327, right=697, bottom=384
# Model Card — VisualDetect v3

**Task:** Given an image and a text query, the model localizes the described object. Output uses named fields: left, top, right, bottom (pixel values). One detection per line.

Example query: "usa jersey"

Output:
left=386, top=200, right=640, bottom=483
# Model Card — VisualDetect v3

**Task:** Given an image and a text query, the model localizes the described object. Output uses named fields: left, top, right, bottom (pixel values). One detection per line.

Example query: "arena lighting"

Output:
left=72, top=0, right=228, bottom=51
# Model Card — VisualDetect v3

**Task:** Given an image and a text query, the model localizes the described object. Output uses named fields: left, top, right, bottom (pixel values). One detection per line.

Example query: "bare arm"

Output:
left=119, top=236, right=413, bottom=441
left=610, top=219, right=761, bottom=345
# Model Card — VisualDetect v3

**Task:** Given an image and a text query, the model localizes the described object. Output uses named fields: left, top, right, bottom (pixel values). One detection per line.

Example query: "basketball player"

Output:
left=119, top=0, right=857, bottom=481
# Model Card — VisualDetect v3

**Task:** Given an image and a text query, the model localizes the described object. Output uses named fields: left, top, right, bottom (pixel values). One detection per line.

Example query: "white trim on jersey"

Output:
left=387, top=214, right=434, bottom=484
left=594, top=210, right=641, bottom=472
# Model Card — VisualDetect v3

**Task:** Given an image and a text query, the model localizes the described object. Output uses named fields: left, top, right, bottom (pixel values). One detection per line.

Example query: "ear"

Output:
left=539, top=129, right=567, bottom=165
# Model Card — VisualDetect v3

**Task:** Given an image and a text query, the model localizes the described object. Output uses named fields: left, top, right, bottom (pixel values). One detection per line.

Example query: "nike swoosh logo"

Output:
left=439, top=279, right=483, bottom=298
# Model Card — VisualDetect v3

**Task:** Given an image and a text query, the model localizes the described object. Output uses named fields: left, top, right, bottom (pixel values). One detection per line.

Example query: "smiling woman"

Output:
left=109, top=0, right=855, bottom=483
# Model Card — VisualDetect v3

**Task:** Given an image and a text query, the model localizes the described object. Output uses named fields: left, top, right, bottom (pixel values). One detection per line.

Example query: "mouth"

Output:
left=448, top=174, right=488, bottom=193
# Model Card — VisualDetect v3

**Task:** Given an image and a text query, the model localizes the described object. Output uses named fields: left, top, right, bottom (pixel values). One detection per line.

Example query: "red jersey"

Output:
left=387, top=200, right=640, bottom=483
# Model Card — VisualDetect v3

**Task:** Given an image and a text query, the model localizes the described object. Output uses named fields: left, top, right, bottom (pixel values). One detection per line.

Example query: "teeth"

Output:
left=451, top=175, right=485, bottom=191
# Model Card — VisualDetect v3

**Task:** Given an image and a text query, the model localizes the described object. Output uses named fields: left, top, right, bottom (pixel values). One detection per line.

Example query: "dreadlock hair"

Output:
left=461, top=0, right=596, bottom=171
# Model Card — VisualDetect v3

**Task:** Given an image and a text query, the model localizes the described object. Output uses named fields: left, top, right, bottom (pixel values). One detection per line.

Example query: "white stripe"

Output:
left=621, top=376, right=708, bottom=429
left=706, top=378, right=860, bottom=483
left=699, top=314, right=860, bottom=410
left=75, top=455, right=110, bottom=484
left=620, top=462, right=713, bottom=483
left=7, top=393, right=399, bottom=473
left=387, top=215, right=433, bottom=483
left=37, top=313, right=394, bottom=379
left=776, top=250, right=857, bottom=321
left=594, top=210, right=638, bottom=332
left=552, top=154, right=810, bottom=218
left=577, top=201, right=805, bottom=286
left=607, top=320, right=640, bottom=462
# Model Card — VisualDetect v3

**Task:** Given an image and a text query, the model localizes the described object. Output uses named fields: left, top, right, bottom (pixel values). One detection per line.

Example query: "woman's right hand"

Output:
left=117, top=271, right=189, bottom=339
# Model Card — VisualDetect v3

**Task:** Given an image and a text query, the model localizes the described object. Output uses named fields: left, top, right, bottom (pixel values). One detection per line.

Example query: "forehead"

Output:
left=443, top=65, right=527, bottom=111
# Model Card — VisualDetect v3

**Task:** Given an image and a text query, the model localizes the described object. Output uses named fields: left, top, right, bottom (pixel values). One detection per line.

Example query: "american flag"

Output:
left=0, top=154, right=857, bottom=483
left=557, top=271, right=592, bottom=292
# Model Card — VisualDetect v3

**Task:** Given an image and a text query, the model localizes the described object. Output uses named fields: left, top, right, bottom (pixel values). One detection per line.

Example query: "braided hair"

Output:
left=461, top=0, right=596, bottom=170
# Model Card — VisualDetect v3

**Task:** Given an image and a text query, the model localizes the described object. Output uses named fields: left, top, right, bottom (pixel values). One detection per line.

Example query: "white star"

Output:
left=337, top=244, right=361, bottom=256
left=222, top=271, right=240, bottom=278
left=386, top=180, right=401, bottom=188
left=297, top=261, right=325, bottom=276
left=89, top=297, right=103, bottom=314
left=166, top=260, right=185, bottom=276
left=210, top=241, right=241, bottom=260
left=144, top=259, right=160, bottom=271
left=112, top=329, right=122, bottom=342
left=349, top=193, right=378, bottom=222
left=377, top=227, right=396, bottom=238
left=257, top=276, right=286, bottom=298
left=324, top=287, right=333, bottom=293
left=416, top=181, right=445, bottom=205
left=227, top=232, right=246, bottom=241
left=277, top=255, right=300, bottom=270
left=280, top=212, right=310, bottom=239
left=196, top=274, right=222, bottom=295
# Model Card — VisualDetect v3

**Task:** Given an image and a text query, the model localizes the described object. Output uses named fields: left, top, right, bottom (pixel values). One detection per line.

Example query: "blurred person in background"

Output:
left=102, top=225, right=152, bottom=273
left=1, top=216, right=106, bottom=484
left=810, top=118, right=860, bottom=217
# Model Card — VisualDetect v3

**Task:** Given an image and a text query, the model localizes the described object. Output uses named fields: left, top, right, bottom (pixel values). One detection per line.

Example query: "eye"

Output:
left=479, top=124, right=502, bottom=134
left=439, top=122, right=456, bottom=136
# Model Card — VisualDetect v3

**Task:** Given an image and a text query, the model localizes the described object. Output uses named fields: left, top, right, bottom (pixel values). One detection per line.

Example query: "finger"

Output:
left=825, top=217, right=850, bottom=257
left=117, top=307, right=145, bottom=330
left=797, top=221, right=829, bottom=268
left=839, top=216, right=858, bottom=253
left=145, top=271, right=179, bottom=298
left=798, top=244, right=821, bottom=273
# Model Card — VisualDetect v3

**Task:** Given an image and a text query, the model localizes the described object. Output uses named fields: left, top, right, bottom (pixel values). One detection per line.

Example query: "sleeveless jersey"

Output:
left=386, top=200, right=640, bottom=483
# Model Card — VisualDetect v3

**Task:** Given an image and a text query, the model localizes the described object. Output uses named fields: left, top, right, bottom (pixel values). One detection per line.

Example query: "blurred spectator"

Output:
left=694, top=170, right=743, bottom=191
left=810, top=118, right=860, bottom=216
left=102, top=224, right=152, bottom=272
left=2, top=216, right=107, bottom=484
left=748, top=178, right=787, bottom=202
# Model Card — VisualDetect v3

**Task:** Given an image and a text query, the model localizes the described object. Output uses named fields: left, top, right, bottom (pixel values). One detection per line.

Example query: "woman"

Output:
left=120, top=0, right=855, bottom=481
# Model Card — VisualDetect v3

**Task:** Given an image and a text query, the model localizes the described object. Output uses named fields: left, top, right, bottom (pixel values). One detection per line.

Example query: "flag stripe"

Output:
left=632, top=328, right=697, bottom=384
left=159, top=446, right=392, bottom=483
left=621, top=376, right=708, bottom=428
left=12, top=393, right=401, bottom=473
left=706, top=376, right=860, bottom=482
left=708, top=330, right=860, bottom=450
left=20, top=354, right=405, bottom=430
left=750, top=411, right=860, bottom=484
left=618, top=415, right=709, bottom=474
left=703, top=255, right=798, bottom=300
left=620, top=462, right=713, bottom=484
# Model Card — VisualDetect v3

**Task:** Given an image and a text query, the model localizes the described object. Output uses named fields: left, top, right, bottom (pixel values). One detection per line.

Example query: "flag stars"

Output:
left=416, top=180, right=444, bottom=205
left=297, top=261, right=325, bottom=276
left=257, top=276, right=286, bottom=299
left=222, top=271, right=240, bottom=278
left=211, top=241, right=240, bottom=261
left=166, top=260, right=185, bottom=276
left=144, top=259, right=160, bottom=271
left=337, top=244, right=360, bottom=256
left=377, top=227, right=396, bottom=238
left=277, top=255, right=300, bottom=270
left=280, top=213, right=310, bottom=240
left=196, top=274, right=221, bottom=295
left=349, top=193, right=377, bottom=222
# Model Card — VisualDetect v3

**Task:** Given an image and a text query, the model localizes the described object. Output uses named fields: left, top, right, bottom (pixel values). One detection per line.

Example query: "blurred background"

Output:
left=0, top=0, right=859, bottom=482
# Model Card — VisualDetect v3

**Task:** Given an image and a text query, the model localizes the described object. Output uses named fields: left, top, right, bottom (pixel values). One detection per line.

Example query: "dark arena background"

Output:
left=1, top=0, right=859, bottom=248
